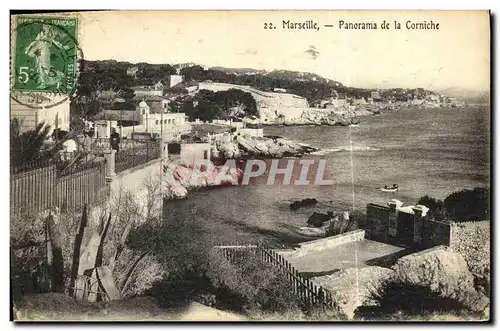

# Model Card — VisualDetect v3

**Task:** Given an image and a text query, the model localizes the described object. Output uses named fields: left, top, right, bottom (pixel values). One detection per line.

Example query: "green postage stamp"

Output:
left=11, top=15, right=80, bottom=108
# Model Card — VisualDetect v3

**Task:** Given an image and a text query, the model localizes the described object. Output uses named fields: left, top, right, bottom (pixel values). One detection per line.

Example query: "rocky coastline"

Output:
left=247, top=100, right=459, bottom=127
left=161, top=134, right=319, bottom=200
left=247, top=104, right=386, bottom=127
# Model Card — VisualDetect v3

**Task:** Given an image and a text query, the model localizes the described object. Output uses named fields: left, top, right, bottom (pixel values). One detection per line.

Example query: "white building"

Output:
left=10, top=97, right=70, bottom=134
left=273, top=88, right=287, bottom=93
left=118, top=101, right=190, bottom=140
left=371, top=91, right=381, bottom=100
left=168, top=75, right=184, bottom=88
left=127, top=66, right=139, bottom=76
left=137, top=101, right=187, bottom=132
left=131, top=85, right=164, bottom=97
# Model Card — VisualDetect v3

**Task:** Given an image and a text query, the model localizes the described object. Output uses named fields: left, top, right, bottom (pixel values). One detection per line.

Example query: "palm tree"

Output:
left=10, top=119, right=63, bottom=168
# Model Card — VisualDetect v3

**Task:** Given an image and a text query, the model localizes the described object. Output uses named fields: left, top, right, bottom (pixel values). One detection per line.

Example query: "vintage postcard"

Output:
left=9, top=10, right=491, bottom=322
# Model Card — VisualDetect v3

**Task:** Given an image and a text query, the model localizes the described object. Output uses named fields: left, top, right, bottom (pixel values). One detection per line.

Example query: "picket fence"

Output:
left=213, top=243, right=337, bottom=312
left=10, top=160, right=108, bottom=216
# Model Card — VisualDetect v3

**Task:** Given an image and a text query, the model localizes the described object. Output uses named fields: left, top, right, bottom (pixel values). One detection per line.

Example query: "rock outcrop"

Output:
left=235, top=135, right=317, bottom=158
left=307, top=212, right=334, bottom=228
left=311, top=266, right=395, bottom=319
left=249, top=105, right=380, bottom=126
left=214, top=140, right=241, bottom=159
left=449, top=222, right=490, bottom=294
left=161, top=161, right=242, bottom=200
left=391, top=246, right=489, bottom=313
left=163, top=134, right=317, bottom=200
left=310, top=246, right=489, bottom=320
left=290, top=198, right=318, bottom=210
left=212, top=134, right=317, bottom=159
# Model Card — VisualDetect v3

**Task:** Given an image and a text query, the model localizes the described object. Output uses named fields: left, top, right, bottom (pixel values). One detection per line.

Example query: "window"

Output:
left=156, top=120, right=159, bottom=125
left=164, top=119, right=167, bottom=124
left=142, top=110, right=145, bottom=115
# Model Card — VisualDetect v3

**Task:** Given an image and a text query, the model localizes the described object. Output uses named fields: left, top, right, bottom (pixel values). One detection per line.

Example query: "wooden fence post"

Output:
left=46, top=210, right=65, bottom=292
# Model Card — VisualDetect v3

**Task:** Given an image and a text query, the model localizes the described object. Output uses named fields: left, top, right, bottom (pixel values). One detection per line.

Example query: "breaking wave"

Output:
left=311, top=146, right=381, bottom=155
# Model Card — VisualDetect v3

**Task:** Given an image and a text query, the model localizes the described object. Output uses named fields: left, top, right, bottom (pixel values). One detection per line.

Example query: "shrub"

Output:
left=417, top=187, right=490, bottom=221
left=354, top=278, right=476, bottom=320
left=208, top=250, right=303, bottom=315
left=444, top=187, right=490, bottom=221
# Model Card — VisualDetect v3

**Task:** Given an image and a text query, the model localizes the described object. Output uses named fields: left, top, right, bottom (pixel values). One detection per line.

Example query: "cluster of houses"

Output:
left=10, top=65, right=265, bottom=164
left=89, top=73, right=201, bottom=141
left=11, top=62, right=467, bottom=162
left=318, top=89, right=465, bottom=109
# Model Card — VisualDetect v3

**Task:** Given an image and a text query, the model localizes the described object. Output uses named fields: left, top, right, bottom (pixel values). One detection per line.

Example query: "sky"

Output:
left=75, top=10, right=490, bottom=91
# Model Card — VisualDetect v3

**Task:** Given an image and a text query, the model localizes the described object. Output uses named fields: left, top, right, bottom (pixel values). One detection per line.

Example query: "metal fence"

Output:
left=115, top=140, right=161, bottom=173
left=88, top=138, right=161, bottom=174
left=10, top=160, right=108, bottom=216
left=213, top=243, right=337, bottom=312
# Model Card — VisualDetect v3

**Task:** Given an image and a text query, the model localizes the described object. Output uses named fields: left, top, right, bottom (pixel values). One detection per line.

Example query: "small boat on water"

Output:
left=380, top=184, right=399, bottom=192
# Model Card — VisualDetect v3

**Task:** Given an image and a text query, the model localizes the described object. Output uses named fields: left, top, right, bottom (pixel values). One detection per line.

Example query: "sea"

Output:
left=164, top=106, right=490, bottom=245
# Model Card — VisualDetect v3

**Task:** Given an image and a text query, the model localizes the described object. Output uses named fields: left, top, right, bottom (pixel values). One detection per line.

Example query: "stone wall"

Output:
left=295, top=229, right=365, bottom=255
left=449, top=221, right=490, bottom=278
left=198, top=82, right=310, bottom=121
left=422, top=219, right=451, bottom=248
left=109, top=158, right=163, bottom=200
left=366, top=202, right=453, bottom=249
left=366, top=203, right=390, bottom=242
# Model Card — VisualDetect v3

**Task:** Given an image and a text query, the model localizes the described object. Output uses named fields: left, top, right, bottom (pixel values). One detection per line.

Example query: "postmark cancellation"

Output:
left=10, top=15, right=81, bottom=109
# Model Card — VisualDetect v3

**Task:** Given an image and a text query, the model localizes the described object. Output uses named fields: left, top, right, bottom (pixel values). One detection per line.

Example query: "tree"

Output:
left=416, top=195, right=444, bottom=218
left=416, top=188, right=490, bottom=221
left=180, top=65, right=205, bottom=81
left=118, top=88, right=136, bottom=100
left=10, top=119, right=63, bottom=167
left=72, top=76, right=105, bottom=118
left=192, top=90, right=223, bottom=121
left=443, top=187, right=490, bottom=221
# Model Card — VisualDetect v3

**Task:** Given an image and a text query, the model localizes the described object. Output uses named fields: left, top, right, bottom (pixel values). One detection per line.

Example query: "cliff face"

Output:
left=198, top=82, right=381, bottom=126
left=199, top=82, right=310, bottom=122
left=198, top=82, right=310, bottom=110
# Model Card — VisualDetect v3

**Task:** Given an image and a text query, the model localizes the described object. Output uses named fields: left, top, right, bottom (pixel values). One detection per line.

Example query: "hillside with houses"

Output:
left=63, top=60, right=468, bottom=132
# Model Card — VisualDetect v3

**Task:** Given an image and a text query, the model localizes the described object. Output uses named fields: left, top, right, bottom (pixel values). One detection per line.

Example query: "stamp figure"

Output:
left=25, top=25, right=67, bottom=90
left=11, top=15, right=80, bottom=108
